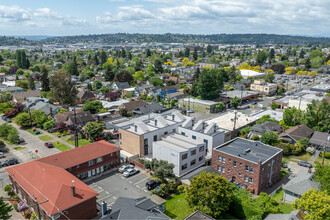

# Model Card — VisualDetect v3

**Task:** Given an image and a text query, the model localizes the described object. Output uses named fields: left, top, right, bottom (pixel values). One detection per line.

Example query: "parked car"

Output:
left=49, top=128, right=57, bottom=133
left=297, top=160, right=313, bottom=168
left=0, top=152, right=5, bottom=158
left=244, top=105, right=250, bottom=109
left=1, top=158, right=18, bottom=167
left=123, top=168, right=140, bottom=177
left=17, top=138, right=25, bottom=144
left=118, top=164, right=134, bottom=173
left=186, top=109, right=194, bottom=113
left=44, top=142, right=54, bottom=148
left=146, top=179, right=161, bottom=190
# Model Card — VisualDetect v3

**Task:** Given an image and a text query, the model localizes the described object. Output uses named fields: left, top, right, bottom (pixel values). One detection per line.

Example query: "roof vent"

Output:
left=238, top=154, right=241, bottom=157
left=245, top=148, right=251, bottom=153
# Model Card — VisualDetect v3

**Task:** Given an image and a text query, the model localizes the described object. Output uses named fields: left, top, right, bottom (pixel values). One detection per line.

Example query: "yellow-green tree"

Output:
left=293, top=189, right=330, bottom=220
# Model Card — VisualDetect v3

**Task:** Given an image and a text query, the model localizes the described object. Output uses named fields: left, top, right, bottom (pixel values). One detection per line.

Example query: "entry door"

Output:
left=100, top=166, right=104, bottom=173
left=92, top=169, right=96, bottom=176
left=88, top=171, right=92, bottom=177
left=96, top=167, right=100, bottom=174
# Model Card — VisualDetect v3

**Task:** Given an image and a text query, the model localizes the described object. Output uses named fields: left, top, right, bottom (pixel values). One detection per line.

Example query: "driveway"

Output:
left=86, top=169, right=152, bottom=208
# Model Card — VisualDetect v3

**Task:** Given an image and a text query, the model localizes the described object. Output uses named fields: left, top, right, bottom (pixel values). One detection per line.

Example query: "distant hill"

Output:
left=41, top=33, right=330, bottom=45
left=1, top=33, right=330, bottom=46
left=14, top=35, right=53, bottom=41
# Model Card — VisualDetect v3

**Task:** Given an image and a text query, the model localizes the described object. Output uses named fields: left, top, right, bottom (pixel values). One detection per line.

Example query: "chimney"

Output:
left=71, top=185, right=76, bottom=197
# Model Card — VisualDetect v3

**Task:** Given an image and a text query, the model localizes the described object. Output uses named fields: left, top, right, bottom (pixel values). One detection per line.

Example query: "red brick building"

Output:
left=212, top=138, right=283, bottom=194
left=6, top=141, right=121, bottom=219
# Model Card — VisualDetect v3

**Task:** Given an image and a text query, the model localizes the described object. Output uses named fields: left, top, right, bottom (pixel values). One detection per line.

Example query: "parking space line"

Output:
left=97, top=194, right=112, bottom=202
left=126, top=172, right=143, bottom=181
left=105, top=191, right=109, bottom=195
left=121, top=176, right=125, bottom=179
left=129, top=181, right=132, bottom=183
left=134, top=177, right=148, bottom=185
left=97, top=189, right=104, bottom=193
left=136, top=185, right=140, bottom=188
left=144, top=190, right=148, bottom=193
left=98, top=186, right=102, bottom=189
left=142, top=187, right=146, bottom=190
left=112, top=196, right=116, bottom=199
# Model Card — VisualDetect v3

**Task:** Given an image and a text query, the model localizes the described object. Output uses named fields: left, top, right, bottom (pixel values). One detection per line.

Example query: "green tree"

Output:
left=93, top=80, right=102, bottom=90
left=154, top=59, right=163, bottom=74
left=16, top=50, right=22, bottom=68
left=103, top=62, right=115, bottom=82
left=0, top=102, right=13, bottom=114
left=7, top=129, right=19, bottom=144
left=304, top=99, right=330, bottom=132
left=100, top=50, right=107, bottom=65
left=283, top=107, right=304, bottom=127
left=144, top=159, right=174, bottom=180
left=84, top=122, right=103, bottom=141
left=82, top=100, right=103, bottom=114
left=197, top=69, right=223, bottom=100
left=261, top=132, right=280, bottom=146
left=184, top=47, right=190, bottom=57
left=271, top=102, right=278, bottom=110
left=240, top=126, right=251, bottom=136
left=114, top=70, right=133, bottom=84
left=254, top=193, right=280, bottom=219
left=206, top=44, right=212, bottom=54
left=193, top=48, right=198, bottom=60
left=31, top=110, right=49, bottom=127
left=230, top=97, right=241, bottom=109
left=14, top=112, right=31, bottom=127
left=256, top=115, right=279, bottom=125
left=66, top=56, right=79, bottom=76
left=50, top=71, right=77, bottom=105
left=293, top=189, right=330, bottom=220
left=305, top=58, right=311, bottom=70
left=133, top=71, right=145, bottom=81
left=43, top=120, right=55, bottom=130
left=314, top=164, right=330, bottom=193
left=185, top=172, right=232, bottom=218
left=27, top=75, right=35, bottom=90
left=40, top=65, right=50, bottom=92
left=15, top=80, right=28, bottom=90
left=269, top=48, right=275, bottom=59
left=0, top=197, right=13, bottom=220
left=0, top=92, right=12, bottom=103
left=257, top=51, right=268, bottom=65
left=216, top=102, right=225, bottom=111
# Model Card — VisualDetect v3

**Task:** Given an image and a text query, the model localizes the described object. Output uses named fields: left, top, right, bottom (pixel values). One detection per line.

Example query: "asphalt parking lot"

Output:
left=87, top=169, right=151, bottom=208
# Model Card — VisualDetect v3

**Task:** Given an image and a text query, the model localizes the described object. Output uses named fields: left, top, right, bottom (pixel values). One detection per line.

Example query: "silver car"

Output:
left=118, top=164, right=134, bottom=173
left=123, top=168, right=140, bottom=177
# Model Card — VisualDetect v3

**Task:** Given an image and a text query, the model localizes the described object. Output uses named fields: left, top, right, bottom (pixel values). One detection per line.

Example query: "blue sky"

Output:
left=0, top=0, right=329, bottom=36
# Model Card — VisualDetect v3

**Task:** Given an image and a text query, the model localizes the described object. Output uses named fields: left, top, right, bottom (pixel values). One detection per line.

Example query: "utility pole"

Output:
left=286, top=80, right=289, bottom=92
left=28, top=107, right=32, bottom=127
left=240, top=85, right=243, bottom=107
left=322, top=132, right=329, bottom=165
left=298, top=96, right=302, bottom=110
left=232, top=110, right=237, bottom=139
left=224, top=87, right=228, bottom=111
left=32, top=196, right=48, bottom=220
left=74, top=107, right=78, bottom=148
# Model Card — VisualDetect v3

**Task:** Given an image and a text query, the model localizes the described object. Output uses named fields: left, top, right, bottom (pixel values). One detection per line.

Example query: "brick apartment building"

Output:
left=6, top=141, right=120, bottom=219
left=212, top=138, right=283, bottom=194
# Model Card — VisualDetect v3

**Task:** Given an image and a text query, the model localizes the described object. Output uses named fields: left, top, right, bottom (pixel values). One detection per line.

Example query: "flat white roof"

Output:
left=240, top=69, right=265, bottom=77
left=181, top=98, right=217, bottom=105
left=251, top=110, right=283, bottom=121
left=101, top=100, right=129, bottom=108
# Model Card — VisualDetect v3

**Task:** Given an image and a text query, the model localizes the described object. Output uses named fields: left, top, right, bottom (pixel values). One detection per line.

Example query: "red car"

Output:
left=44, top=142, right=53, bottom=148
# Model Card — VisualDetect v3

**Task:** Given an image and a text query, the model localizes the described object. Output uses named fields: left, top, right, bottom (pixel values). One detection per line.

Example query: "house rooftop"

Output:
left=156, top=133, right=204, bottom=153
left=181, top=98, right=217, bottom=106
left=283, top=170, right=319, bottom=195
left=214, top=137, right=282, bottom=164
left=251, top=110, right=283, bottom=121
left=37, top=140, right=120, bottom=169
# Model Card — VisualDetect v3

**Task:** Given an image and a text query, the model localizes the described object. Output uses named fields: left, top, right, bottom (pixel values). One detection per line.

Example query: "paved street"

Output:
left=86, top=169, right=151, bottom=208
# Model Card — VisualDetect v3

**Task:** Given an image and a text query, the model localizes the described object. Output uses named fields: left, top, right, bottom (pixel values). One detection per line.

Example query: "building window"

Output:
left=88, top=160, right=95, bottom=166
left=191, top=150, right=196, bottom=156
left=96, top=157, right=103, bottom=163
left=218, top=165, right=221, bottom=171
left=76, top=165, right=80, bottom=168
left=203, top=139, right=208, bottom=146
left=228, top=168, right=230, bottom=173
left=228, top=159, right=231, bottom=162
left=250, top=167, right=254, bottom=173
left=244, top=176, right=248, bottom=182
left=218, top=156, right=222, bottom=161
left=222, top=157, right=226, bottom=163
left=191, top=159, right=196, bottom=166
left=164, top=131, right=168, bottom=135
left=182, top=164, right=187, bottom=170
left=192, top=135, right=196, bottom=140
left=262, top=167, right=264, bottom=173
left=268, top=163, right=271, bottom=167
left=240, top=162, right=242, bottom=166
left=181, top=132, right=185, bottom=136
left=81, top=172, right=87, bottom=179
left=239, top=173, right=241, bottom=176
left=172, top=129, right=176, bottom=133
left=119, top=133, right=122, bottom=139
left=261, top=178, right=263, bottom=184
left=221, top=167, right=225, bottom=173
left=245, top=165, right=249, bottom=171
left=155, top=119, right=158, bottom=126
left=199, top=146, right=204, bottom=152
left=199, top=156, right=203, bottom=161
left=249, top=177, right=253, bottom=183
left=182, top=153, right=187, bottom=160
left=153, top=135, right=157, bottom=141
left=233, top=161, right=237, bottom=167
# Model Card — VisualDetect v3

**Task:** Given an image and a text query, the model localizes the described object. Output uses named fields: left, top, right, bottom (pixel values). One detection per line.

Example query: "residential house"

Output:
left=178, top=98, right=218, bottom=114
left=22, top=97, right=49, bottom=108
left=77, top=89, right=96, bottom=102
left=100, top=197, right=169, bottom=220
left=212, top=138, right=283, bottom=194
left=265, top=210, right=303, bottom=220
left=12, top=90, right=41, bottom=103
left=168, top=76, right=181, bottom=83
left=248, top=122, right=282, bottom=138
left=250, top=79, right=277, bottom=95
left=251, top=110, right=284, bottom=122
left=282, top=170, right=320, bottom=203
left=153, top=133, right=206, bottom=177
left=177, top=120, right=226, bottom=161
left=198, top=62, right=219, bottom=69
left=155, top=85, right=180, bottom=99
left=111, top=82, right=130, bottom=91
left=118, top=111, right=193, bottom=156
left=184, top=211, right=215, bottom=220
left=30, top=102, right=61, bottom=117
left=279, top=125, right=314, bottom=144
left=309, top=131, right=330, bottom=151
left=132, top=103, right=164, bottom=115
left=55, top=110, right=95, bottom=128
left=6, top=141, right=121, bottom=220
left=120, top=100, right=147, bottom=113
left=0, top=86, right=24, bottom=94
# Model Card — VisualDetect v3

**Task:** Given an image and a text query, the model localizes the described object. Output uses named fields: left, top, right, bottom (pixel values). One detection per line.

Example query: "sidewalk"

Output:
left=308, top=150, right=320, bottom=165
left=0, top=183, right=24, bottom=220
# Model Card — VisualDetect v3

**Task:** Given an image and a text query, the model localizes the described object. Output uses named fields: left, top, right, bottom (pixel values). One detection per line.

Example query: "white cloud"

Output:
left=0, top=5, right=31, bottom=22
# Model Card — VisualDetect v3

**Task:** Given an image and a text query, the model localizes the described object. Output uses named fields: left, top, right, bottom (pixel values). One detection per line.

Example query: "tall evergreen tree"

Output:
left=193, top=48, right=198, bottom=61
left=184, top=47, right=190, bottom=57
left=100, top=50, right=107, bottom=65
left=67, top=56, right=79, bottom=75
left=94, top=54, right=99, bottom=65
left=305, top=58, right=311, bottom=70
left=154, top=59, right=163, bottom=74
left=16, top=50, right=22, bottom=68
left=40, top=65, right=50, bottom=92
left=28, top=75, right=35, bottom=90
left=206, top=44, right=212, bottom=54
left=0, top=197, right=12, bottom=220
left=146, top=49, right=151, bottom=57
left=104, top=63, right=115, bottom=82
left=21, top=50, right=27, bottom=69
left=269, top=48, right=275, bottom=59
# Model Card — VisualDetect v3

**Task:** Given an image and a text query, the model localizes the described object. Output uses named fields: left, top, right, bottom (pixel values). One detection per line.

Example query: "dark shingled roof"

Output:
left=251, top=121, right=282, bottom=134
left=309, top=131, right=330, bottom=148
left=121, top=100, right=147, bottom=111
left=214, top=137, right=282, bottom=164
left=184, top=210, right=215, bottom=220
left=279, top=124, right=314, bottom=142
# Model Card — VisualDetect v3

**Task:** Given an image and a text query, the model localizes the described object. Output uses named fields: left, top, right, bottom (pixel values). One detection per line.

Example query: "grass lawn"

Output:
left=165, top=193, right=193, bottom=220
left=25, top=128, right=43, bottom=135
left=39, top=135, right=53, bottom=141
left=314, top=156, right=330, bottom=165
left=52, top=142, right=72, bottom=151
left=286, top=152, right=312, bottom=162
left=14, top=146, right=26, bottom=150
left=63, top=137, right=90, bottom=146
left=0, top=137, right=13, bottom=146
left=271, top=190, right=294, bottom=214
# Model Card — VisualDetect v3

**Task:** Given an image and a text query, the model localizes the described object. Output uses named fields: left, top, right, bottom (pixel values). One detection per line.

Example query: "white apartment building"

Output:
left=177, top=120, right=225, bottom=161
left=152, top=133, right=206, bottom=177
